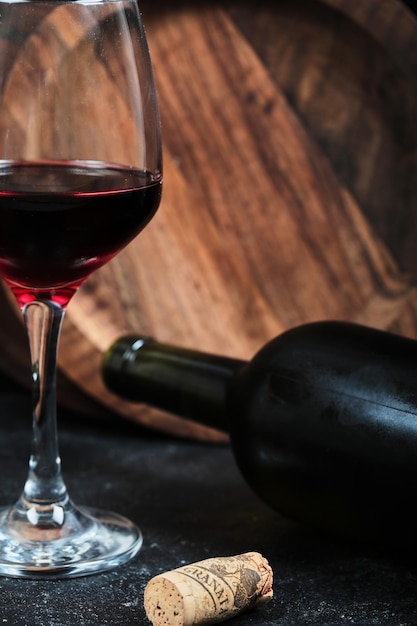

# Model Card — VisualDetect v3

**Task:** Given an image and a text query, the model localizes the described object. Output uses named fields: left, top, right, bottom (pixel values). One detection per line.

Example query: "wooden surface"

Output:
left=1, top=0, right=417, bottom=440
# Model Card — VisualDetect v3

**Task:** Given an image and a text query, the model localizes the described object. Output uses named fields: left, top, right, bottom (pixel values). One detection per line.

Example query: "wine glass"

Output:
left=0, top=0, right=162, bottom=577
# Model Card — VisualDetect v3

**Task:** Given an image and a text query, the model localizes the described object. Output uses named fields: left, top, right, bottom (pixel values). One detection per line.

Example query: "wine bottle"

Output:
left=102, top=321, right=417, bottom=549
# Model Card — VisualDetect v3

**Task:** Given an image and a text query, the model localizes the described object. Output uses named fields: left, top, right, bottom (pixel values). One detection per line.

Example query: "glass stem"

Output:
left=21, top=300, right=68, bottom=510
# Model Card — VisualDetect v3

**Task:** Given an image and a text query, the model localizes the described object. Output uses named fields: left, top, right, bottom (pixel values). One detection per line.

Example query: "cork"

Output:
left=144, top=551, right=273, bottom=626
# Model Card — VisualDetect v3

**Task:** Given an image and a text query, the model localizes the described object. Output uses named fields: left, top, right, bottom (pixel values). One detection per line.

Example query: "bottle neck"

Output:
left=102, top=337, right=246, bottom=433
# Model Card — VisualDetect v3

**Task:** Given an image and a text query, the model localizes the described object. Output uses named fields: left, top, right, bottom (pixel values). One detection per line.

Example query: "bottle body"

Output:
left=229, top=322, right=417, bottom=547
left=103, top=321, right=417, bottom=548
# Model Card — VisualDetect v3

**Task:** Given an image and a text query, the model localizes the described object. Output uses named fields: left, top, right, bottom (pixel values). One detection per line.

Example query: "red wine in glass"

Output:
left=0, top=162, right=162, bottom=307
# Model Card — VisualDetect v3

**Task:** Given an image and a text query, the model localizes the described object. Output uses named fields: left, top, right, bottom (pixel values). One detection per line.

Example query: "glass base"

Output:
left=0, top=500, right=143, bottom=579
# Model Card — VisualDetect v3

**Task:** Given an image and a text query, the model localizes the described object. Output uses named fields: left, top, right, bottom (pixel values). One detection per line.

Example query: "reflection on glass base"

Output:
left=0, top=502, right=143, bottom=579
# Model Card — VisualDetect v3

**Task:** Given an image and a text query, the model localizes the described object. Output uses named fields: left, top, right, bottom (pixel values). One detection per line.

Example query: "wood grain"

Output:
left=227, top=0, right=417, bottom=275
left=1, top=0, right=417, bottom=440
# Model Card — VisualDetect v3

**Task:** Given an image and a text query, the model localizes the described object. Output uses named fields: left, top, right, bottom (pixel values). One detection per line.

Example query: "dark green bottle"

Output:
left=102, top=321, right=417, bottom=549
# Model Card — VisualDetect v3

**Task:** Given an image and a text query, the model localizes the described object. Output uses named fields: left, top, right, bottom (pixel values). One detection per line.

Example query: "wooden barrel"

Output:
left=1, top=0, right=417, bottom=441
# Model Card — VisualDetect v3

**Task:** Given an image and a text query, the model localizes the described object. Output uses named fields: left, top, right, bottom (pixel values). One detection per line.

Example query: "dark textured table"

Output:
left=1, top=377, right=417, bottom=625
